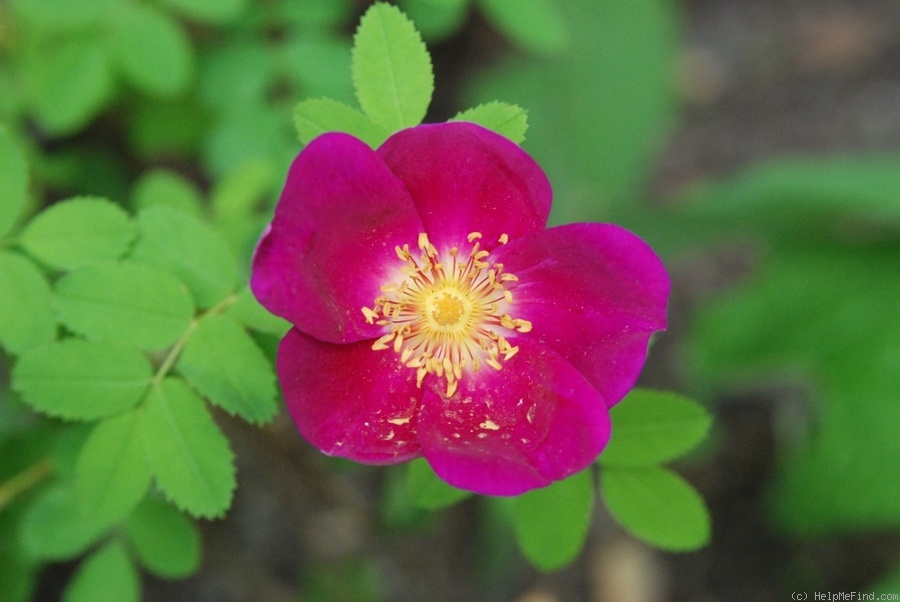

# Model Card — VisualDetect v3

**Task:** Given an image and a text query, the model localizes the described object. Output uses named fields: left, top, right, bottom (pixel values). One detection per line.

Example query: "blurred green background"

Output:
left=1, top=0, right=899, bottom=600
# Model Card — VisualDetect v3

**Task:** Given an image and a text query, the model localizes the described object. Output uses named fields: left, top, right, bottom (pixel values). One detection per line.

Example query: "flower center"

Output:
left=362, top=232, right=532, bottom=397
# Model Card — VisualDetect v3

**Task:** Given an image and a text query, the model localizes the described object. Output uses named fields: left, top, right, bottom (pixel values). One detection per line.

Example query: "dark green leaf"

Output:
left=406, top=458, right=472, bottom=509
left=294, top=98, right=390, bottom=148
left=56, top=261, right=195, bottom=351
left=11, top=0, right=114, bottom=29
left=599, top=389, right=712, bottom=467
left=601, top=466, right=710, bottom=551
left=13, top=340, right=152, bottom=421
left=19, top=197, right=135, bottom=269
left=131, top=169, right=203, bottom=216
left=0, top=251, right=55, bottom=354
left=158, top=0, right=246, bottom=23
left=512, top=469, right=594, bottom=571
left=125, top=496, right=201, bottom=579
left=280, top=35, right=354, bottom=103
left=396, top=0, right=468, bottom=42
left=452, top=102, right=528, bottom=144
left=142, top=378, right=236, bottom=518
left=177, top=314, right=278, bottom=424
left=18, top=484, right=110, bottom=561
left=352, top=2, right=434, bottom=131
left=478, top=0, right=568, bottom=55
left=62, top=541, right=139, bottom=602
left=0, top=126, right=28, bottom=237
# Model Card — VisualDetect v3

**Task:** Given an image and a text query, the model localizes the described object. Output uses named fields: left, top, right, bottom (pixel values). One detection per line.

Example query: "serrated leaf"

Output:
left=19, top=197, right=135, bottom=269
left=131, top=169, right=203, bottom=216
left=62, top=541, right=139, bottom=602
left=11, top=0, right=114, bottom=29
left=599, top=389, right=712, bottom=467
left=18, top=484, right=110, bottom=561
left=13, top=340, right=152, bottom=421
left=56, top=261, right=195, bottom=351
left=125, top=496, right=201, bottom=579
left=158, top=0, right=246, bottom=23
left=142, top=378, right=236, bottom=518
left=452, top=102, right=528, bottom=144
left=177, top=314, right=278, bottom=424
left=601, top=466, right=710, bottom=551
left=0, top=251, right=55, bottom=354
left=294, top=98, right=390, bottom=148
left=352, top=2, right=434, bottom=131
left=131, top=206, right=239, bottom=307
left=226, top=286, right=290, bottom=336
left=75, top=410, right=152, bottom=525
left=111, top=3, right=193, bottom=97
left=0, top=127, right=28, bottom=237
left=512, top=469, right=593, bottom=571
left=406, top=458, right=472, bottom=509
left=478, top=0, right=568, bottom=55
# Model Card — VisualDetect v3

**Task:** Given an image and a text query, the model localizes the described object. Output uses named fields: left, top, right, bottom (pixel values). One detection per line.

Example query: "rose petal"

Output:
left=377, top=122, right=551, bottom=253
left=278, top=328, right=422, bottom=464
left=417, top=337, right=610, bottom=496
left=252, top=133, right=424, bottom=343
left=492, top=223, right=669, bottom=407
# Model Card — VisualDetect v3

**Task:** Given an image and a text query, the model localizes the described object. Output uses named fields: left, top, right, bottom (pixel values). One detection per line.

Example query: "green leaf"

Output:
left=11, top=0, right=113, bottom=29
left=131, top=206, right=238, bottom=307
left=280, top=35, right=355, bottom=103
left=13, top=340, right=152, bottom=421
left=0, top=251, right=56, bottom=354
left=599, top=389, right=712, bottom=467
left=177, top=314, right=278, bottom=424
left=452, top=102, right=528, bottom=144
left=209, top=161, right=276, bottom=256
left=62, top=541, right=139, bottom=602
left=352, top=2, right=434, bottom=131
left=601, top=466, right=710, bottom=551
left=478, top=0, right=568, bottom=55
left=396, top=0, right=468, bottom=42
left=19, top=197, right=135, bottom=269
left=111, top=3, right=193, bottom=97
left=18, top=484, right=110, bottom=561
left=131, top=169, right=203, bottom=216
left=142, top=378, right=236, bottom=518
left=56, top=261, right=195, bottom=351
left=125, top=496, right=201, bottom=579
left=512, top=469, right=594, bottom=571
left=25, top=34, right=114, bottom=135
left=406, top=458, right=472, bottom=509
left=226, top=287, right=290, bottom=336
left=0, top=127, right=28, bottom=237
left=294, top=98, right=390, bottom=148
left=75, top=410, right=152, bottom=525
left=158, top=0, right=246, bottom=23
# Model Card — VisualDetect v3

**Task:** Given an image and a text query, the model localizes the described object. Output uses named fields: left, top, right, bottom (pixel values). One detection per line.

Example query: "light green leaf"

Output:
left=158, top=0, right=246, bottom=23
left=352, top=2, right=434, bottom=131
left=56, top=261, right=194, bottom=351
left=226, top=287, right=289, bottom=336
left=142, top=378, right=236, bottom=518
left=11, top=0, right=114, bottom=30
left=0, top=251, right=55, bottom=354
left=452, top=102, right=528, bottom=144
left=406, top=458, right=472, bottom=509
left=75, top=410, right=152, bottom=525
left=111, top=3, right=193, bottom=97
left=125, top=496, right=201, bottom=579
left=19, top=197, right=135, bottom=269
left=478, top=0, right=568, bottom=55
left=512, top=469, right=594, bottom=571
left=12, top=340, right=152, bottom=421
left=0, top=127, right=28, bottom=237
left=601, top=466, right=710, bottom=551
left=131, top=169, right=203, bottom=216
left=62, top=541, right=139, bottom=602
left=131, top=206, right=239, bottom=307
left=26, top=35, right=114, bottom=134
left=177, top=314, right=278, bottom=424
left=294, top=98, right=390, bottom=148
left=599, top=389, right=712, bottom=467
left=18, top=484, right=110, bottom=561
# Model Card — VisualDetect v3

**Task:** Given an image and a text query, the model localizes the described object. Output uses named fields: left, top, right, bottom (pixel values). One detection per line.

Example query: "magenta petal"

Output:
left=278, top=328, right=422, bottom=464
left=417, top=337, right=610, bottom=496
left=251, top=133, right=424, bottom=343
left=377, top=122, right=551, bottom=253
left=492, top=223, right=669, bottom=407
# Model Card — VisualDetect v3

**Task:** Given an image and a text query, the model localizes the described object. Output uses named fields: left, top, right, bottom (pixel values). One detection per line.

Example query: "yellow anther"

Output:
left=372, top=333, right=395, bottom=351
left=362, top=307, right=379, bottom=323
left=498, top=233, right=509, bottom=244
left=500, top=273, right=518, bottom=282
left=467, top=232, right=482, bottom=242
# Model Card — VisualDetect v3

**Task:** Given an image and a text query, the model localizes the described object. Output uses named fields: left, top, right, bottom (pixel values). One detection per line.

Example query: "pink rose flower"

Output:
left=251, top=122, right=669, bottom=495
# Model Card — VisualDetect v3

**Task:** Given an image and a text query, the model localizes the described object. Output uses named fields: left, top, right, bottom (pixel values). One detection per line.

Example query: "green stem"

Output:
left=0, top=458, right=53, bottom=512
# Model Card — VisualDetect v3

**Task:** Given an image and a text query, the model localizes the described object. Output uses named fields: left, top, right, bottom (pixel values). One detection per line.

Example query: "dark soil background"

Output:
left=123, top=1, right=899, bottom=601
